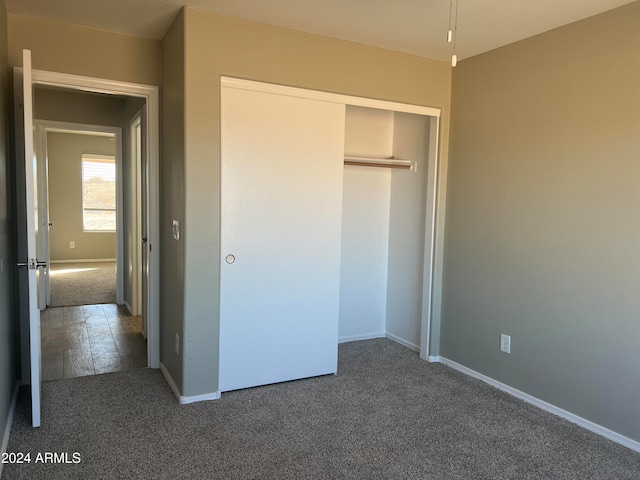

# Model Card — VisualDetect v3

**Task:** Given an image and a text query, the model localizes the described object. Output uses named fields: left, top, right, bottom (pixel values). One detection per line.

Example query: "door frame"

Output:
left=21, top=68, right=161, bottom=369
left=34, top=121, right=123, bottom=309
left=128, top=112, right=143, bottom=317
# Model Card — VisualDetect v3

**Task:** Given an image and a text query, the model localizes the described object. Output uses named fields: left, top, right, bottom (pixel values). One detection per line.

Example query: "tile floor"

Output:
left=40, top=303, right=147, bottom=381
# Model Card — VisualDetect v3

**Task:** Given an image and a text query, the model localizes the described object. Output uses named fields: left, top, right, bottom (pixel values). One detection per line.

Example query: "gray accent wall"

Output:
left=444, top=2, right=640, bottom=442
left=0, top=0, right=19, bottom=461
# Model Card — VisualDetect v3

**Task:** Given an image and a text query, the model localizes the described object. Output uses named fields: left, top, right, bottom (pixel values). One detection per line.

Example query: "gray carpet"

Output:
left=4, top=339, right=640, bottom=479
left=49, top=262, right=116, bottom=307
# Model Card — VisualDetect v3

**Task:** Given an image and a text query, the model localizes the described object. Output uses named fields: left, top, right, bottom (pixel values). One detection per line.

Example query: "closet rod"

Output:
left=344, top=156, right=412, bottom=170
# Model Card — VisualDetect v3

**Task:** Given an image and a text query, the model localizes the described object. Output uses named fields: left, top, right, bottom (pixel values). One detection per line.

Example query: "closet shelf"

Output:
left=344, top=156, right=413, bottom=170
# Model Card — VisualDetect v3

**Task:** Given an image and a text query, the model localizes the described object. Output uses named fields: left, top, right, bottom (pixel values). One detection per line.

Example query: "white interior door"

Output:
left=15, top=50, right=42, bottom=427
left=220, top=86, right=345, bottom=392
left=140, top=107, right=149, bottom=340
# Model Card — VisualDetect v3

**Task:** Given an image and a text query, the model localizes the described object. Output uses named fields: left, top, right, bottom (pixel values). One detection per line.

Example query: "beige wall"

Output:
left=47, top=132, right=116, bottom=261
left=160, top=11, right=185, bottom=389
left=35, top=87, right=127, bottom=127
left=8, top=14, right=161, bottom=86
left=172, top=8, right=452, bottom=397
left=445, top=2, right=640, bottom=442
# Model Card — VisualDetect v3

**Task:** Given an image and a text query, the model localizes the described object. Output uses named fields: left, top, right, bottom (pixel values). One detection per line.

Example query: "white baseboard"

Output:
left=385, top=332, right=420, bottom=352
left=427, top=355, right=441, bottom=363
left=0, top=382, right=20, bottom=478
left=50, top=258, right=116, bottom=264
left=160, top=362, right=182, bottom=402
left=124, top=302, right=133, bottom=315
left=160, top=363, right=221, bottom=405
left=179, top=390, right=222, bottom=404
left=338, top=332, right=385, bottom=343
left=437, top=356, right=640, bottom=454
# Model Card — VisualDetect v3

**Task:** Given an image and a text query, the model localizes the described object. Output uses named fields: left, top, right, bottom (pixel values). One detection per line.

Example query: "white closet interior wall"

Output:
left=339, top=105, right=430, bottom=350
left=339, top=106, right=393, bottom=342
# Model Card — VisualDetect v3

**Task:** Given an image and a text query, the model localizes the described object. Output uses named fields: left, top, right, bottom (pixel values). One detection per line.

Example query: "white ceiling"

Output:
left=4, top=0, right=636, bottom=62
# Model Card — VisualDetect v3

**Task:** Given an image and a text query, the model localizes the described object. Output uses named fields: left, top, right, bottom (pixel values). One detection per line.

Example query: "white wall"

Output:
left=339, top=167, right=390, bottom=341
left=339, top=106, right=393, bottom=341
left=385, top=112, right=430, bottom=349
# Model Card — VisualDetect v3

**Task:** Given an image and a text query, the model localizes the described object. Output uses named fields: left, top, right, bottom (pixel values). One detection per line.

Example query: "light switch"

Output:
left=172, top=220, right=180, bottom=240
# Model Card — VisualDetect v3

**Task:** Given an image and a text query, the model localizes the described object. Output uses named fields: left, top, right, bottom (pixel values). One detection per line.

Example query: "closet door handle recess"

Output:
left=225, top=254, right=235, bottom=264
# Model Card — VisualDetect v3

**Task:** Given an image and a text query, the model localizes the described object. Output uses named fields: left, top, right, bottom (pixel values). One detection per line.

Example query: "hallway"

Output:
left=40, top=304, right=147, bottom=380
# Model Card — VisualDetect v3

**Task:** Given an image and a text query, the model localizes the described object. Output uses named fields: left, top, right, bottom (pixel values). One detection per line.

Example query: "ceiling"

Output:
left=4, top=0, right=636, bottom=62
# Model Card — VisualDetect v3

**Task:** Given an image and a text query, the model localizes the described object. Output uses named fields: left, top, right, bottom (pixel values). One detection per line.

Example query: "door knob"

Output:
left=142, top=236, right=148, bottom=244
left=225, top=254, right=235, bottom=264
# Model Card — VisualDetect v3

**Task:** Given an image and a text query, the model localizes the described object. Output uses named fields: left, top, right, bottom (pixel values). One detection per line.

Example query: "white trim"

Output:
left=44, top=128, right=114, bottom=137
left=179, top=391, right=222, bottom=405
left=385, top=332, right=420, bottom=352
left=25, top=68, right=160, bottom=369
left=0, top=383, right=20, bottom=477
left=129, top=111, right=143, bottom=317
left=34, top=124, right=49, bottom=310
left=50, top=258, right=116, bottom=264
left=34, top=120, right=119, bottom=136
left=160, top=363, right=180, bottom=400
left=437, top=356, right=640, bottom=454
left=81, top=153, right=115, bottom=161
left=338, top=332, right=386, bottom=343
left=427, top=355, right=441, bottom=363
left=160, top=363, right=221, bottom=405
left=124, top=301, right=133, bottom=315
left=419, top=116, right=441, bottom=361
left=221, top=76, right=441, bottom=118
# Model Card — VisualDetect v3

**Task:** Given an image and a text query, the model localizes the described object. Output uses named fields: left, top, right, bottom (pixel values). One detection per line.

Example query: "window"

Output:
left=82, top=155, right=116, bottom=232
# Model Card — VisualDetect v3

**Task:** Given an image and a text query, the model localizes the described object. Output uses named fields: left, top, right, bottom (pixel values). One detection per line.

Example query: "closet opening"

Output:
left=339, top=105, right=432, bottom=352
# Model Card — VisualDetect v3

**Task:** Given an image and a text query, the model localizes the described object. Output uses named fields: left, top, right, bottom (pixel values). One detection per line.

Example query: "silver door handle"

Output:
left=17, top=259, right=48, bottom=270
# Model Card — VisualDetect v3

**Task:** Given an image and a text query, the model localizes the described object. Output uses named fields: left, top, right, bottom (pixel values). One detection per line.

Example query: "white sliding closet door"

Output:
left=220, top=85, right=345, bottom=392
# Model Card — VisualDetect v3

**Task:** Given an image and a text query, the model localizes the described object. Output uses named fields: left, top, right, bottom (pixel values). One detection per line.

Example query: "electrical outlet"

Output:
left=69, top=241, right=75, bottom=249
left=175, top=333, right=180, bottom=355
left=500, top=334, right=511, bottom=354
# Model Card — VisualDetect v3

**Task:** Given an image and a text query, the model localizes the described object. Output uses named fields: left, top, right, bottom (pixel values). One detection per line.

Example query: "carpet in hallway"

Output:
left=48, top=262, right=116, bottom=307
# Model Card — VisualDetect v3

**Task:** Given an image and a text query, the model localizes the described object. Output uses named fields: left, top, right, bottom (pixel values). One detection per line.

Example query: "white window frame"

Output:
left=81, top=153, right=117, bottom=233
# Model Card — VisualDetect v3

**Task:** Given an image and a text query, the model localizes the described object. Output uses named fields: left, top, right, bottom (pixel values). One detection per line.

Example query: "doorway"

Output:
left=34, top=119, right=148, bottom=379
left=35, top=124, right=120, bottom=307
left=17, top=67, right=160, bottom=389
